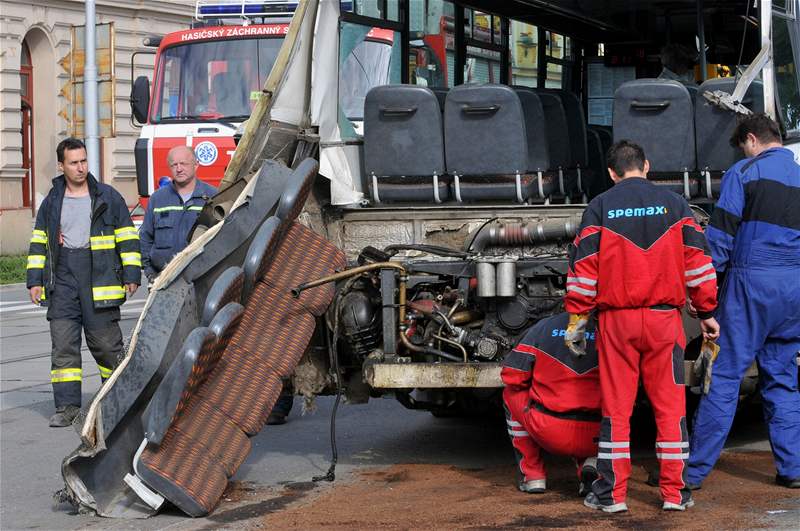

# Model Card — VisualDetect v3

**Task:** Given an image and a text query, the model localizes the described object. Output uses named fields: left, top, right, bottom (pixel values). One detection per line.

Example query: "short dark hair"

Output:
left=729, top=113, right=782, bottom=148
left=607, top=140, right=646, bottom=176
left=56, top=137, right=86, bottom=163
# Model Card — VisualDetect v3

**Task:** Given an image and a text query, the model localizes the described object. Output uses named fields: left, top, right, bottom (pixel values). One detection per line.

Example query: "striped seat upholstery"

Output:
left=137, top=222, right=346, bottom=517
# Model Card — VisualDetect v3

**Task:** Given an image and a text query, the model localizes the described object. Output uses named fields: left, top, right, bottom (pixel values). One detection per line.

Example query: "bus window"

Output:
left=339, top=21, right=402, bottom=138
left=510, top=21, right=538, bottom=88
left=343, top=0, right=400, bottom=21
left=463, top=8, right=503, bottom=84
left=544, top=31, right=571, bottom=89
left=773, top=7, right=800, bottom=133
left=408, top=0, right=454, bottom=88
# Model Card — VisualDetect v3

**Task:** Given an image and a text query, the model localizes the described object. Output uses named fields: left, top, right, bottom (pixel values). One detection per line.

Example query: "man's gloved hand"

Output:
left=565, top=313, right=589, bottom=357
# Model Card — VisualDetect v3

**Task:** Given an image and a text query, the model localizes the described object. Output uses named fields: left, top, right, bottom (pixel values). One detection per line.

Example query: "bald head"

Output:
left=167, top=145, right=197, bottom=166
left=167, top=145, right=198, bottom=192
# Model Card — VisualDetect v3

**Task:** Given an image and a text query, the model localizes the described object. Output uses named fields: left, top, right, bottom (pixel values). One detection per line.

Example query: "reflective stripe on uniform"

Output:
left=30, top=230, right=48, bottom=244
left=507, top=428, right=530, bottom=438
left=566, top=285, right=597, bottom=296
left=27, top=255, right=46, bottom=269
left=656, top=452, right=690, bottom=460
left=599, top=441, right=630, bottom=449
left=153, top=206, right=184, bottom=213
left=92, top=285, right=125, bottom=301
left=51, top=368, right=82, bottom=383
left=90, top=235, right=116, bottom=250
left=656, top=442, right=689, bottom=449
left=188, top=206, right=203, bottom=211
left=685, top=263, right=714, bottom=277
left=120, top=252, right=142, bottom=267
left=97, top=364, right=114, bottom=379
left=114, top=226, right=139, bottom=242
left=686, top=272, right=716, bottom=287
left=597, top=452, right=631, bottom=459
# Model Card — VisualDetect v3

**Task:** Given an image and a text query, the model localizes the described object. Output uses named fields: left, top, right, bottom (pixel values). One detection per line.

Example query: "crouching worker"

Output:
left=502, top=312, right=600, bottom=496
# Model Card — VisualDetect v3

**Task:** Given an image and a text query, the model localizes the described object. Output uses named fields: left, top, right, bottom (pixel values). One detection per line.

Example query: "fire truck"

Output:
left=129, top=0, right=297, bottom=207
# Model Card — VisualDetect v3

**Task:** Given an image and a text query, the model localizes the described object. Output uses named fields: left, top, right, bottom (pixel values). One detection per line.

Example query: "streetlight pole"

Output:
left=84, top=0, right=101, bottom=179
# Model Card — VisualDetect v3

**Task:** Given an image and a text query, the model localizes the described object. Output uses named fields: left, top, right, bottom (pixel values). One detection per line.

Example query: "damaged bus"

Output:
left=62, top=0, right=799, bottom=519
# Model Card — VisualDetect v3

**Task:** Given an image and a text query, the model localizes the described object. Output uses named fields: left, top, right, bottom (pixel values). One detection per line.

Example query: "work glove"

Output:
left=565, top=313, right=589, bottom=357
left=692, top=339, right=720, bottom=395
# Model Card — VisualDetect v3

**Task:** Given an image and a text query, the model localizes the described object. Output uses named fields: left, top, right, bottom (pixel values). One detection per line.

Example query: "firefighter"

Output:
left=139, top=145, right=217, bottom=283
left=688, top=114, right=800, bottom=490
left=565, top=140, right=720, bottom=512
left=502, top=312, right=600, bottom=496
left=27, top=138, right=141, bottom=427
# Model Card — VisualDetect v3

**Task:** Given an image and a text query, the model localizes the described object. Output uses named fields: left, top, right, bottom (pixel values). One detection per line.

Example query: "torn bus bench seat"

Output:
left=60, top=159, right=333, bottom=518
left=135, top=222, right=345, bottom=516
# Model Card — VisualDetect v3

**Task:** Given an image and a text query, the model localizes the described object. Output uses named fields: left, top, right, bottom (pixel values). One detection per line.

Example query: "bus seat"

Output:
left=534, top=91, right=576, bottom=198
left=550, top=90, right=590, bottom=197
left=695, top=78, right=763, bottom=199
left=364, top=85, right=449, bottom=203
left=444, top=84, right=532, bottom=202
left=513, top=87, right=557, bottom=199
left=586, top=129, right=612, bottom=199
left=613, top=79, right=698, bottom=198
left=430, top=87, right=449, bottom=113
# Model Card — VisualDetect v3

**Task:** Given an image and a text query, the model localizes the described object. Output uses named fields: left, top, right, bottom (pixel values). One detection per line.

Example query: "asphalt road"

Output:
left=1, top=282, right=795, bottom=530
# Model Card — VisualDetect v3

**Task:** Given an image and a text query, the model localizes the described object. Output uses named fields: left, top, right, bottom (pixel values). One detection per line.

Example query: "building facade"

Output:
left=0, top=0, right=193, bottom=254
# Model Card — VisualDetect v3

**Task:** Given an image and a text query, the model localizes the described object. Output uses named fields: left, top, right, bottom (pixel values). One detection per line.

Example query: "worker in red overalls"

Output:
left=502, top=312, right=601, bottom=496
left=564, top=140, right=719, bottom=513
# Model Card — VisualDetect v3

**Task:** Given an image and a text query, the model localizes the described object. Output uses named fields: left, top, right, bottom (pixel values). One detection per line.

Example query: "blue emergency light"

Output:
left=196, top=0, right=352, bottom=19
left=196, top=0, right=298, bottom=19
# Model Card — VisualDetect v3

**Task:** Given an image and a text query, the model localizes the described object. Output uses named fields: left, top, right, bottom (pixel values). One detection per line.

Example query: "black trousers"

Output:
left=48, top=248, right=122, bottom=408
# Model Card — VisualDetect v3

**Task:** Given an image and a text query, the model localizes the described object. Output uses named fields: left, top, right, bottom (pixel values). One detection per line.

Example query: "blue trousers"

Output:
left=688, top=266, right=800, bottom=483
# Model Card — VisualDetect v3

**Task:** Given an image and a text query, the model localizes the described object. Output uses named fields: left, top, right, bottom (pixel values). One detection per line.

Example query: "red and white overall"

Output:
left=565, top=178, right=717, bottom=507
left=501, top=312, right=601, bottom=484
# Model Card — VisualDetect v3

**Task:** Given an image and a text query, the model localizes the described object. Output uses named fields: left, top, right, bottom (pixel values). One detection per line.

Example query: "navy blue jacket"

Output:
left=27, top=173, right=141, bottom=308
left=707, top=147, right=800, bottom=271
left=140, top=179, right=217, bottom=277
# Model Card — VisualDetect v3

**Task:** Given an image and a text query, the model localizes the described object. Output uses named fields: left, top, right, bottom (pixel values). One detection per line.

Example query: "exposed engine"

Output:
left=333, top=216, right=580, bottom=371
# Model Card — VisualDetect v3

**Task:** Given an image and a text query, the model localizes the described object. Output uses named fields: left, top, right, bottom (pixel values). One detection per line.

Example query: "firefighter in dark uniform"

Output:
left=502, top=312, right=601, bottom=496
left=139, top=145, right=217, bottom=283
left=689, top=114, right=800, bottom=489
left=565, top=141, right=720, bottom=512
left=27, top=138, right=141, bottom=427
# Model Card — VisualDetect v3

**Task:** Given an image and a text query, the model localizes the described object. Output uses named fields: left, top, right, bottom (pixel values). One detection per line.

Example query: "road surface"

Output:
left=1, top=282, right=797, bottom=530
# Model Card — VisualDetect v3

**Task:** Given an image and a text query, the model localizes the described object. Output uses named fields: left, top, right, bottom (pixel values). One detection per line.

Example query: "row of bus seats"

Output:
left=363, top=83, right=604, bottom=204
left=613, top=77, right=763, bottom=200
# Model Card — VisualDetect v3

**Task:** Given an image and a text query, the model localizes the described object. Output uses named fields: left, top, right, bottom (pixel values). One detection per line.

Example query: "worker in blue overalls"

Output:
left=688, top=113, right=800, bottom=490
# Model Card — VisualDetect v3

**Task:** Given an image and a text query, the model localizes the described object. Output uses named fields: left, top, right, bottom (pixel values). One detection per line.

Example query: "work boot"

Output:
left=775, top=474, right=800, bottom=488
left=583, top=492, right=628, bottom=513
left=686, top=482, right=703, bottom=490
left=579, top=457, right=598, bottom=497
left=663, top=498, right=695, bottom=511
left=49, top=405, right=80, bottom=428
left=518, top=478, right=546, bottom=494
left=267, top=391, right=294, bottom=425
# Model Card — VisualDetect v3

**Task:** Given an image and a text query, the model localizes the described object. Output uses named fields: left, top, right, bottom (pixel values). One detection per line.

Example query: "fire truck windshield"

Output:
left=152, top=36, right=283, bottom=123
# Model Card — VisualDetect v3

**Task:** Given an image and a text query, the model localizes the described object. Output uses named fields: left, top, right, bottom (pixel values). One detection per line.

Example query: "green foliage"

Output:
left=0, top=256, right=27, bottom=285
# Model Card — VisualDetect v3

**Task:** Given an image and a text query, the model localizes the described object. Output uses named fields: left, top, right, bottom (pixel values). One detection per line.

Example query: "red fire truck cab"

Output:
left=130, top=1, right=295, bottom=207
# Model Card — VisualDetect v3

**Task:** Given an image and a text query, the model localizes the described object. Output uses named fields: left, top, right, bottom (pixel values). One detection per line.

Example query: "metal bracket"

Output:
left=453, top=173, right=463, bottom=202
